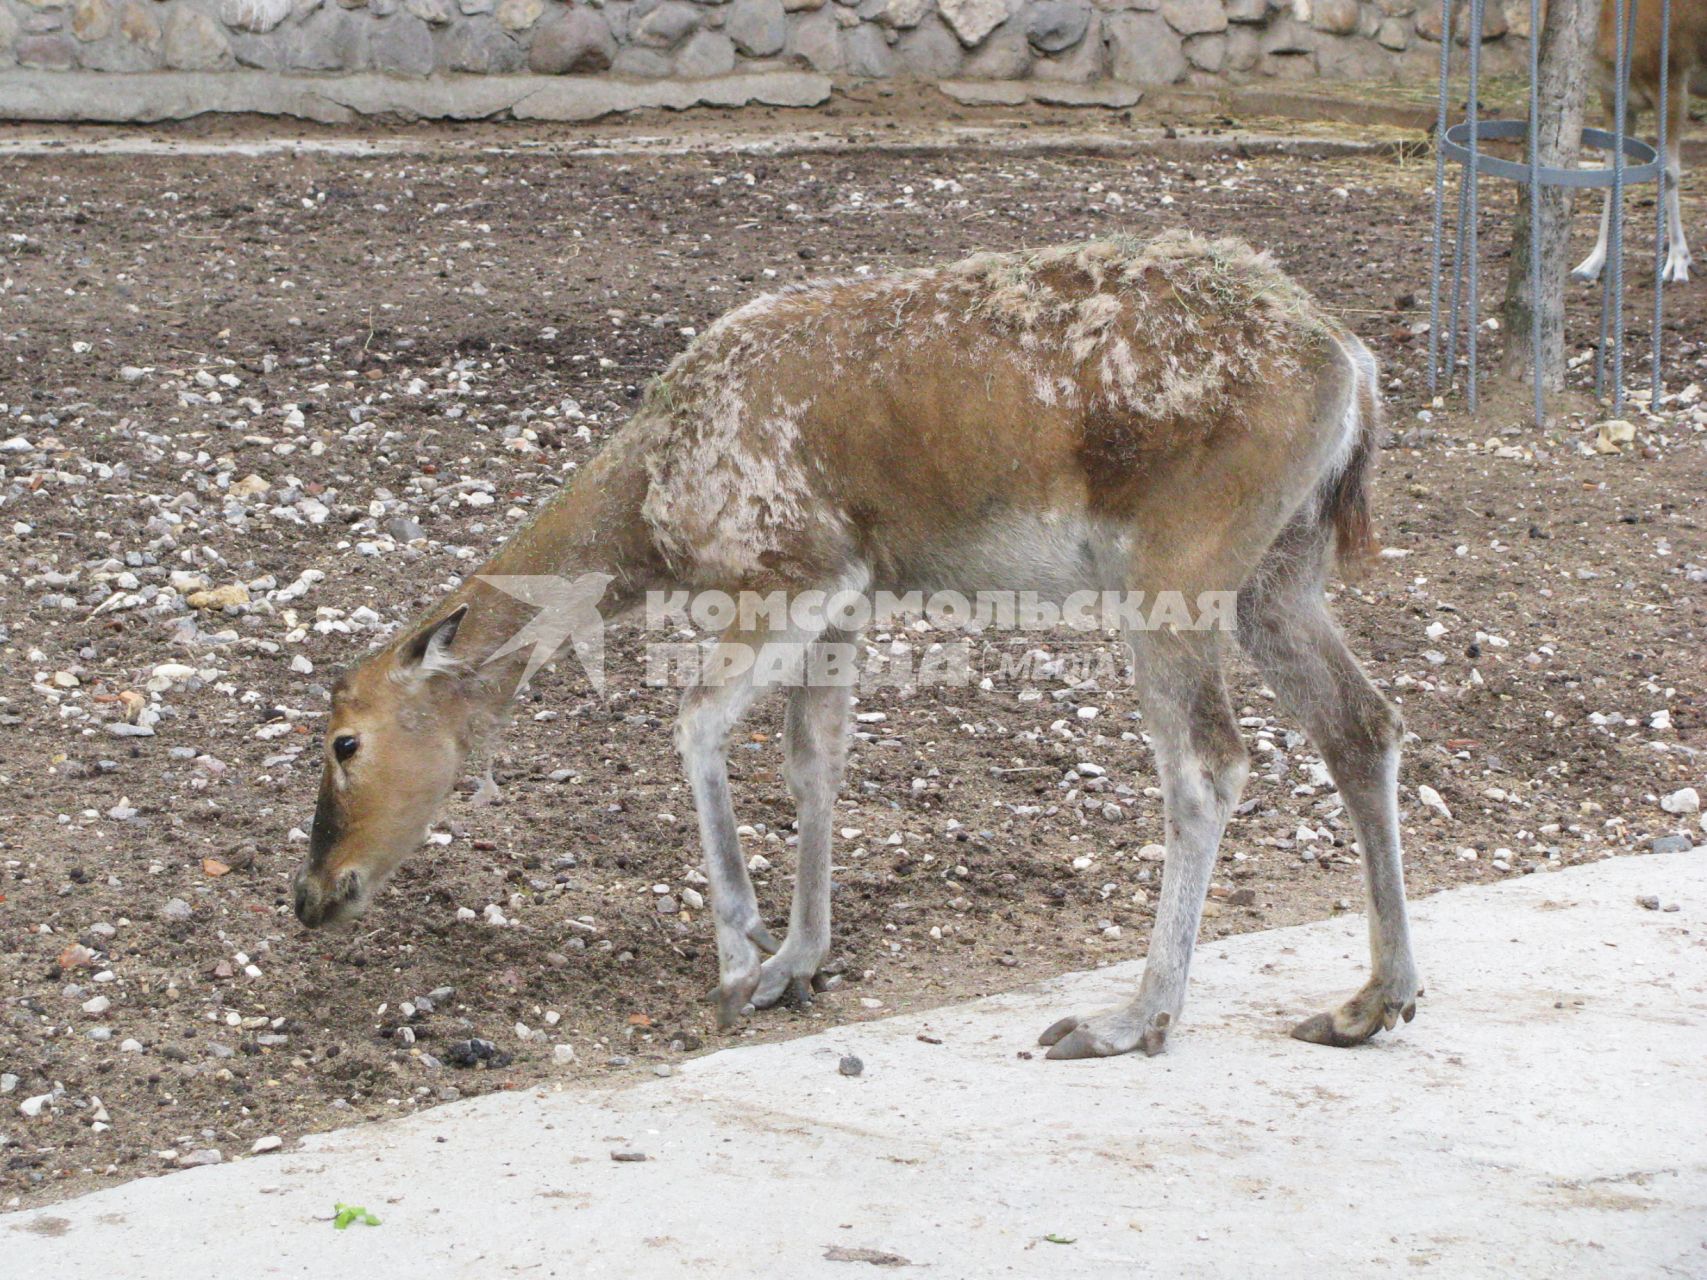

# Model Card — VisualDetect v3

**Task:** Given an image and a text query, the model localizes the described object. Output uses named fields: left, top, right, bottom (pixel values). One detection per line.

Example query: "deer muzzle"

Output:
left=292, top=862, right=367, bottom=928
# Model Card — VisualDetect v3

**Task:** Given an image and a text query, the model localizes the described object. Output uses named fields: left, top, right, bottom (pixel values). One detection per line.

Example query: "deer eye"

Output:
left=333, top=735, right=359, bottom=763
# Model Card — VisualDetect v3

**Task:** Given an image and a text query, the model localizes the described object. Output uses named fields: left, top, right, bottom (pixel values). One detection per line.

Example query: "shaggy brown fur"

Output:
left=631, top=231, right=1367, bottom=592
left=293, top=233, right=1416, bottom=1063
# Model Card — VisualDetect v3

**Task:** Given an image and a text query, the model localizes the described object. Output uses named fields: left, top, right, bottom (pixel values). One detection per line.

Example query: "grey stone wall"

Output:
left=0, top=0, right=1526, bottom=91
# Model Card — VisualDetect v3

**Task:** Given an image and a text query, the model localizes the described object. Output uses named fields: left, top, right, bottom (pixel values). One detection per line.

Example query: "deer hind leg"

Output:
left=748, top=628, right=858, bottom=1011
left=1236, top=526, right=1421, bottom=1047
left=1040, top=625, right=1249, bottom=1059
left=1662, top=85, right=1691, bottom=284
left=1572, top=92, right=1620, bottom=283
left=677, top=620, right=821, bottom=1029
left=1572, top=188, right=1616, bottom=283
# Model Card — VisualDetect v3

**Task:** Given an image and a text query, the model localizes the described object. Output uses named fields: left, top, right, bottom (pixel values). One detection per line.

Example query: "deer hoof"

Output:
left=713, top=969, right=761, bottom=1031
left=750, top=945, right=826, bottom=1011
left=1290, top=979, right=1420, bottom=1048
left=1038, top=1009, right=1171, bottom=1059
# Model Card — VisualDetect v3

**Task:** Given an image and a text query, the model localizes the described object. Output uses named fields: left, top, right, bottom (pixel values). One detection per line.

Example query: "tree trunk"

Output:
left=1499, top=0, right=1601, bottom=389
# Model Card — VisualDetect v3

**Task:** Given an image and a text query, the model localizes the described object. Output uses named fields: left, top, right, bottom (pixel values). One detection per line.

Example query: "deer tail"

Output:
left=1319, top=332, right=1382, bottom=575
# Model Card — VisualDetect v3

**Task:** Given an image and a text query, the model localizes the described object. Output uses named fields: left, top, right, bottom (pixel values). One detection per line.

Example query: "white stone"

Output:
left=1417, top=784, right=1453, bottom=820
left=1661, top=788, right=1700, bottom=816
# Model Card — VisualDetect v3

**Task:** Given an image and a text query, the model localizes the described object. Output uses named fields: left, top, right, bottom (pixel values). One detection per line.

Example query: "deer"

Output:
left=1570, top=0, right=1704, bottom=284
left=289, top=231, right=1421, bottom=1060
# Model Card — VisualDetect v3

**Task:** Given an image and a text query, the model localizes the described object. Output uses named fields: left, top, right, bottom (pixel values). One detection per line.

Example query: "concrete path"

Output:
left=10, top=851, right=1705, bottom=1279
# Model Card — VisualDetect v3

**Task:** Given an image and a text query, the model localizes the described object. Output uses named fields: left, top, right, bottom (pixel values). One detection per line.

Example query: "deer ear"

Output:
left=400, top=604, right=469, bottom=676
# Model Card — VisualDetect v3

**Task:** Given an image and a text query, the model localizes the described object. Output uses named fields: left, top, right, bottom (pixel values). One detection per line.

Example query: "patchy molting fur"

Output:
left=636, top=293, right=845, bottom=586
left=633, top=231, right=1351, bottom=588
left=299, top=233, right=1415, bottom=1064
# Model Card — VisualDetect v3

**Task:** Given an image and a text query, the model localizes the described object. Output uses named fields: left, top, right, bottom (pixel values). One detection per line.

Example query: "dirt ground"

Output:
left=1, top=99, right=1703, bottom=1214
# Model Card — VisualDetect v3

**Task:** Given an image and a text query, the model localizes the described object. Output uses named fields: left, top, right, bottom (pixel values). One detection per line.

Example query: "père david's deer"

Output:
left=1571, top=0, right=1705, bottom=284
left=291, top=232, right=1420, bottom=1060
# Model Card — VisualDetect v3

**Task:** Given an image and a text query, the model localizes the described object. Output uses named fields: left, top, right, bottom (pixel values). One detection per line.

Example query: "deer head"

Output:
left=291, top=605, right=490, bottom=928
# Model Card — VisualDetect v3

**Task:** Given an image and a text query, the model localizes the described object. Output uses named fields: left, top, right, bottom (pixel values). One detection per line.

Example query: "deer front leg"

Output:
left=1040, top=629, right=1248, bottom=1060
left=679, top=620, right=832, bottom=1028
left=749, top=648, right=855, bottom=1010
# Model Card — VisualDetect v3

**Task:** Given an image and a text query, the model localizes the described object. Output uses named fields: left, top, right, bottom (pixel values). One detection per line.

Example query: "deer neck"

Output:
left=431, top=427, right=665, bottom=700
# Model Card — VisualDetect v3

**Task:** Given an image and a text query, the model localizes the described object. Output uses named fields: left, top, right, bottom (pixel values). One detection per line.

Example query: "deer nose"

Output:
left=292, top=866, right=327, bottom=928
left=293, top=864, right=361, bottom=928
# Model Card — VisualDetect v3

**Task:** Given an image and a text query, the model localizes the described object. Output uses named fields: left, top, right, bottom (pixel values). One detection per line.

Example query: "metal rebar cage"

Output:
left=1427, top=0, right=1674, bottom=424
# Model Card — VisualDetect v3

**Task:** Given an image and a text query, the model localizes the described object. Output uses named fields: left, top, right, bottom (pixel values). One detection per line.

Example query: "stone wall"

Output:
left=0, top=0, right=1527, bottom=100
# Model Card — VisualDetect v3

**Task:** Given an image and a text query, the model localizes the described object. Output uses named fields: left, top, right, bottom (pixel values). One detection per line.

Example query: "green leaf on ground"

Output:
left=332, top=1203, right=381, bottom=1229
left=1044, top=1234, right=1076, bottom=1245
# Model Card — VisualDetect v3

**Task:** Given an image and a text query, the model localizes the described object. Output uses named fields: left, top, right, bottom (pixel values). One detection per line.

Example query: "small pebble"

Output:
left=838, top=1054, right=864, bottom=1077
